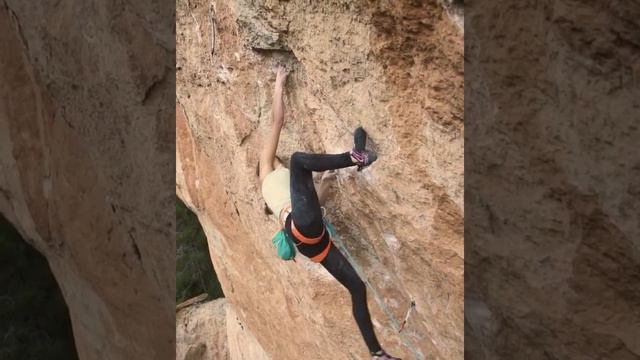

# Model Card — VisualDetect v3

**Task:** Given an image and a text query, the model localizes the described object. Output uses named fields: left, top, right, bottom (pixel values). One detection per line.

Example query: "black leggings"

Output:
left=285, top=151, right=382, bottom=354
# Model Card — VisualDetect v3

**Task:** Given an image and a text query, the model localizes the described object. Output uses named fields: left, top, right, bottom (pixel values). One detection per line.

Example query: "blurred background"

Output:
left=0, top=216, right=78, bottom=360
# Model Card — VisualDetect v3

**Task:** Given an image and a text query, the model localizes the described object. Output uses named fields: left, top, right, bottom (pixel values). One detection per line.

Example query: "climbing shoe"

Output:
left=350, top=149, right=378, bottom=171
left=354, top=126, right=367, bottom=152
left=371, top=350, right=401, bottom=360
left=352, top=126, right=377, bottom=171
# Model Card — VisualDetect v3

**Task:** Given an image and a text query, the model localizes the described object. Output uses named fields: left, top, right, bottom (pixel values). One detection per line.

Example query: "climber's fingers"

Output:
left=276, top=65, right=289, bottom=82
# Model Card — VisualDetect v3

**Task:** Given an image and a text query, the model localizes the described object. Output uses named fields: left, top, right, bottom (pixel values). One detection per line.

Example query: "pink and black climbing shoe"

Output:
left=354, top=126, right=367, bottom=152
left=350, top=149, right=378, bottom=171
left=351, top=126, right=378, bottom=171
left=371, top=350, right=402, bottom=360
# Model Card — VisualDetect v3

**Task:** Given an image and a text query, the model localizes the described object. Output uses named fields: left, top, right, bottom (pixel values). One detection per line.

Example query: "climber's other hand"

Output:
left=276, top=65, right=288, bottom=86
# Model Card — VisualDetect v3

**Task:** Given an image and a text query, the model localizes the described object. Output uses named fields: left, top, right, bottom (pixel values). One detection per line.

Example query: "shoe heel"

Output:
left=354, top=126, right=367, bottom=152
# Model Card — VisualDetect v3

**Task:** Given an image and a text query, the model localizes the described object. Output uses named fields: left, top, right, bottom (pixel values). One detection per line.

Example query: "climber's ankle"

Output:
left=350, top=149, right=377, bottom=170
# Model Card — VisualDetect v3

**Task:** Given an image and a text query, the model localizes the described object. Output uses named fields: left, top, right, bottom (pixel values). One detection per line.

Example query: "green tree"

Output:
left=176, top=198, right=224, bottom=303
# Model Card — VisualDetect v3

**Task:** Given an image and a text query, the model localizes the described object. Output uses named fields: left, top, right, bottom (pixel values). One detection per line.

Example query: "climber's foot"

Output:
left=372, top=350, right=401, bottom=360
left=350, top=149, right=378, bottom=171
left=351, top=126, right=376, bottom=171
left=354, top=126, right=367, bottom=152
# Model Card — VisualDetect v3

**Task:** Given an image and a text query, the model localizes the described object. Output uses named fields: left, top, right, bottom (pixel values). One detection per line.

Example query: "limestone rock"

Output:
left=465, top=1, right=640, bottom=358
left=176, top=298, right=270, bottom=360
left=0, top=1, right=175, bottom=359
left=177, top=298, right=230, bottom=360
left=226, top=301, right=271, bottom=360
left=177, top=1, right=463, bottom=359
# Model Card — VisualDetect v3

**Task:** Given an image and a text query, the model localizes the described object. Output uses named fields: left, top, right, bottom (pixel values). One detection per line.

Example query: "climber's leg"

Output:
left=320, top=245, right=383, bottom=354
left=288, top=125, right=378, bottom=235
left=289, top=151, right=355, bottom=236
left=290, top=151, right=355, bottom=173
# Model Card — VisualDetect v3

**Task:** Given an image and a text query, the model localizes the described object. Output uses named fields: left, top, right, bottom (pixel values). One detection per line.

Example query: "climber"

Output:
left=258, top=65, right=401, bottom=360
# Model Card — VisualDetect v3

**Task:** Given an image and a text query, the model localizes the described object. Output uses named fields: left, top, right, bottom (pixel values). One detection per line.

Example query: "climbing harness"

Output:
left=272, top=205, right=332, bottom=263
left=291, top=221, right=325, bottom=244
left=279, top=204, right=292, bottom=229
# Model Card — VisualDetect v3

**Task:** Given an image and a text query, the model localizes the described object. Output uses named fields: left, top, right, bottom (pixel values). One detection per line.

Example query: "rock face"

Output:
left=0, top=1, right=175, bottom=359
left=176, top=298, right=270, bottom=360
left=465, top=2, right=640, bottom=359
left=177, top=1, right=463, bottom=359
left=177, top=299, right=230, bottom=360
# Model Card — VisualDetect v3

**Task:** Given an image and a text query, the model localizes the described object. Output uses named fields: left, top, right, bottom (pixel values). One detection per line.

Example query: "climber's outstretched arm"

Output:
left=259, top=66, right=288, bottom=183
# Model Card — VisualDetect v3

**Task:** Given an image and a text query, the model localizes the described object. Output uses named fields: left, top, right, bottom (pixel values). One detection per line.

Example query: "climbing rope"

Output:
left=399, top=299, right=416, bottom=333
left=325, top=221, right=426, bottom=360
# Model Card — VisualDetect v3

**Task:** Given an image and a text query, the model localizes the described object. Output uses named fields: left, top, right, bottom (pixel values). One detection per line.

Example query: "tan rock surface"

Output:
left=176, top=298, right=270, bottom=360
left=177, top=298, right=230, bottom=360
left=465, top=1, right=640, bottom=359
left=177, top=1, right=463, bottom=359
left=226, top=301, right=271, bottom=360
left=0, top=1, right=174, bottom=359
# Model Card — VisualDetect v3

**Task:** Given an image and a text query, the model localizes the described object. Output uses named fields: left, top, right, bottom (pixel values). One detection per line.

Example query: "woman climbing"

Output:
left=259, top=65, right=401, bottom=360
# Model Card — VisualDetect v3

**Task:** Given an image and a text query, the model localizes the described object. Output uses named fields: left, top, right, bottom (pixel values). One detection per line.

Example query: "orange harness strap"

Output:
left=292, top=220, right=331, bottom=263
left=280, top=204, right=332, bottom=263
left=291, top=220, right=325, bottom=244
left=310, top=240, right=332, bottom=263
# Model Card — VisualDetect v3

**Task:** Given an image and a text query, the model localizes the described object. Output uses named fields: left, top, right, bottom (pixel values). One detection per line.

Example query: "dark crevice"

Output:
left=142, top=66, right=171, bottom=105
left=128, top=230, right=142, bottom=262
left=0, top=214, right=78, bottom=360
left=239, top=131, right=251, bottom=146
